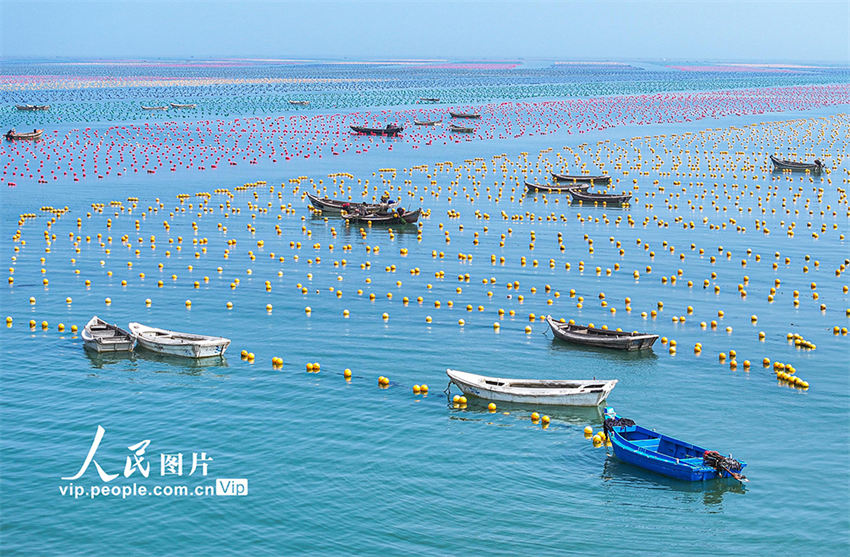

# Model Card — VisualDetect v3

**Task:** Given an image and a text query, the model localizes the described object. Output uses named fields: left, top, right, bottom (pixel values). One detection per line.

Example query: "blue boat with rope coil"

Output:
left=603, top=407, right=747, bottom=482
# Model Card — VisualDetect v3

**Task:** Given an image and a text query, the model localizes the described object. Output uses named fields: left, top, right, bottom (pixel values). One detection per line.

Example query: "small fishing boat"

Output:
left=342, top=207, right=421, bottom=224
left=448, top=123, right=474, bottom=133
left=350, top=124, right=403, bottom=136
left=524, top=180, right=590, bottom=193
left=547, top=316, right=658, bottom=351
left=306, top=192, right=399, bottom=214
left=567, top=189, right=632, bottom=205
left=81, top=316, right=135, bottom=353
left=770, top=154, right=823, bottom=173
left=141, top=105, right=169, bottom=110
left=447, top=369, right=617, bottom=407
left=419, top=97, right=440, bottom=102
left=5, top=129, right=43, bottom=141
left=414, top=119, right=442, bottom=126
left=15, top=104, right=50, bottom=111
left=128, top=322, right=230, bottom=358
left=551, top=172, right=612, bottom=184
left=288, top=100, right=310, bottom=106
left=604, top=407, right=747, bottom=482
left=449, top=111, right=481, bottom=119
left=170, top=103, right=197, bottom=109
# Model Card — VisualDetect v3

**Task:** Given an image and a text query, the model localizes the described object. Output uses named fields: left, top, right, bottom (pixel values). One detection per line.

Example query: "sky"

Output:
left=1, top=0, right=848, bottom=62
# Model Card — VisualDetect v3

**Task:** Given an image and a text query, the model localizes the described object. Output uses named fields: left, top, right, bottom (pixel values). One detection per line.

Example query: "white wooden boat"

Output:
left=288, top=100, right=310, bottom=106
left=170, top=103, right=197, bottom=109
left=128, top=322, right=230, bottom=358
left=82, top=316, right=135, bottom=352
left=446, top=369, right=617, bottom=407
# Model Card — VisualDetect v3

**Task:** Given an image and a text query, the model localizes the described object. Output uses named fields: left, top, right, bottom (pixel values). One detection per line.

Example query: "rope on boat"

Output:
left=443, top=380, right=453, bottom=398
left=603, top=417, right=635, bottom=456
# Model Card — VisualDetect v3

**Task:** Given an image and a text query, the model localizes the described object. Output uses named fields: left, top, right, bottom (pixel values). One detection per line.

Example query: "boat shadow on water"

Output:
left=83, top=349, right=137, bottom=369
left=446, top=395, right=605, bottom=426
left=601, top=457, right=747, bottom=507
left=86, top=347, right=229, bottom=374
left=131, top=347, right=230, bottom=375
left=546, top=337, right=659, bottom=362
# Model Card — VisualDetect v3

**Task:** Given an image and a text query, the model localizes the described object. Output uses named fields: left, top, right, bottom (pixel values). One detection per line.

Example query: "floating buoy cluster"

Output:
left=4, top=82, right=848, bottom=445
left=2, top=78, right=848, bottom=187
left=787, top=332, right=816, bottom=350
left=773, top=361, right=809, bottom=389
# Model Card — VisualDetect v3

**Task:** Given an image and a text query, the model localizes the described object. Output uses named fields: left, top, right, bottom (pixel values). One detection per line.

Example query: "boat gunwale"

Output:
left=128, top=322, right=230, bottom=347
left=446, top=368, right=617, bottom=398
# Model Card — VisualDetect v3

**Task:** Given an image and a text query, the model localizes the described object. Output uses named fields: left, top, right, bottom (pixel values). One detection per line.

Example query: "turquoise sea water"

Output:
left=1, top=62, right=849, bottom=555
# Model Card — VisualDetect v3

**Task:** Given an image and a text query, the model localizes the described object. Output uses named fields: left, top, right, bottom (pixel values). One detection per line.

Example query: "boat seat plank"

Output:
left=630, top=439, right=661, bottom=450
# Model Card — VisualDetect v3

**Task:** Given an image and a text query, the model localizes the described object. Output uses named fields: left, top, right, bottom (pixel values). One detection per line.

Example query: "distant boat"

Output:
left=450, top=111, right=481, bottom=119
left=129, top=322, right=230, bottom=358
left=547, top=316, right=657, bottom=351
left=15, top=104, right=50, bottom=111
left=81, top=316, right=135, bottom=353
left=170, top=103, right=197, bottom=109
left=306, top=192, right=399, bottom=214
left=5, top=128, right=43, bottom=141
left=414, top=119, right=442, bottom=126
left=141, top=105, right=169, bottom=110
left=604, top=407, right=747, bottom=482
left=524, top=180, right=590, bottom=193
left=567, top=189, right=632, bottom=205
left=551, top=172, right=611, bottom=184
left=447, top=369, right=617, bottom=407
left=419, top=97, right=440, bottom=102
left=288, top=100, right=310, bottom=106
left=342, top=207, right=421, bottom=224
left=770, top=154, right=823, bottom=173
left=448, top=123, right=474, bottom=133
left=350, top=124, right=403, bottom=136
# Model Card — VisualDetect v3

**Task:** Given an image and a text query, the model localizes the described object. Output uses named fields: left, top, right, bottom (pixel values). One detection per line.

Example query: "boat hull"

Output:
left=83, top=338, right=136, bottom=353
left=453, top=382, right=612, bottom=406
left=350, top=125, right=403, bottom=136
left=5, top=130, right=44, bottom=141
left=306, top=192, right=399, bottom=214
left=606, top=420, right=746, bottom=482
left=525, top=181, right=591, bottom=193
left=81, top=316, right=136, bottom=353
left=447, top=369, right=617, bottom=407
left=567, top=190, right=631, bottom=205
left=770, top=155, right=822, bottom=172
left=548, top=317, right=657, bottom=351
left=343, top=208, right=421, bottom=224
left=551, top=172, right=611, bottom=184
left=135, top=336, right=229, bottom=358
left=128, top=322, right=230, bottom=359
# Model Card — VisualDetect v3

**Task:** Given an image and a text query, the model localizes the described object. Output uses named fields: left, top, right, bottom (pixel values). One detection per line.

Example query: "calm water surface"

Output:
left=1, top=66, right=848, bottom=555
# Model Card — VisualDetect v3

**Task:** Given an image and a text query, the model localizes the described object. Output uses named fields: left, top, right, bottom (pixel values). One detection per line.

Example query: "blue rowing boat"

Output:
left=603, top=407, right=747, bottom=482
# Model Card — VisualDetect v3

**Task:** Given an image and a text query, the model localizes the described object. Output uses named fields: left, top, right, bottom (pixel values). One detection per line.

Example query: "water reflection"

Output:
left=447, top=395, right=604, bottom=426
left=84, top=350, right=136, bottom=369
left=601, top=457, right=746, bottom=508
left=85, top=346, right=230, bottom=375
left=133, top=347, right=229, bottom=370
left=547, top=336, right=659, bottom=361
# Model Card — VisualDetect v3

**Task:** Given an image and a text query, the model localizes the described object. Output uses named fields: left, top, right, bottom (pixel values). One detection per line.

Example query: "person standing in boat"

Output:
left=377, top=194, right=391, bottom=214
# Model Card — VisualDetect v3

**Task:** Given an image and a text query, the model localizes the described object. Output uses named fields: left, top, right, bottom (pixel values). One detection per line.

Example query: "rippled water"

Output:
left=1, top=62, right=849, bottom=555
